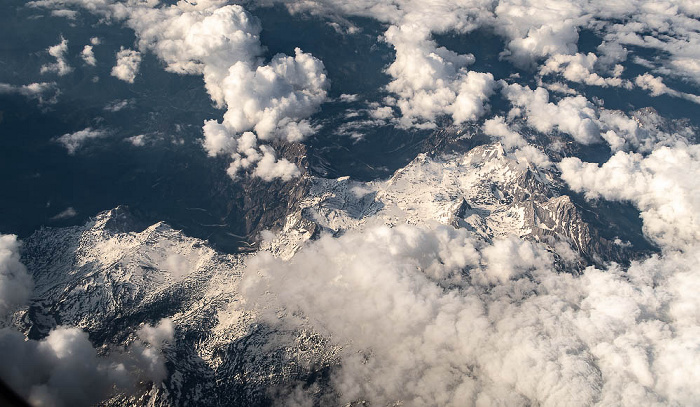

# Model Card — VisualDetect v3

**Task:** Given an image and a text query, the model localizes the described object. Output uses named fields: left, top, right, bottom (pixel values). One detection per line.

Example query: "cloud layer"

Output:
left=243, top=131, right=700, bottom=404
left=243, top=221, right=700, bottom=406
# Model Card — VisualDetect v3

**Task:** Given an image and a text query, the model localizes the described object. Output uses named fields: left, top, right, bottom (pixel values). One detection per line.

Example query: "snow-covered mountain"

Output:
left=11, top=141, right=653, bottom=405
left=275, top=142, right=643, bottom=264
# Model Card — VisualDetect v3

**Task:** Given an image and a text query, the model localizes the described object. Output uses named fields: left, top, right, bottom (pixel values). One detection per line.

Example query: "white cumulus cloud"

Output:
left=54, top=128, right=107, bottom=155
left=502, top=83, right=602, bottom=145
left=635, top=73, right=700, bottom=104
left=560, top=144, right=700, bottom=250
left=81, top=44, right=96, bottom=66
left=482, top=116, right=551, bottom=167
left=540, top=52, right=631, bottom=88
left=40, top=36, right=72, bottom=76
left=111, top=47, right=141, bottom=83
left=383, top=24, right=496, bottom=128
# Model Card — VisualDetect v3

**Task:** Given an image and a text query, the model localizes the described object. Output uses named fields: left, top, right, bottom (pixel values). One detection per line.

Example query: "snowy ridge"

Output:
left=21, top=207, right=239, bottom=337
left=274, top=143, right=629, bottom=265
left=18, top=208, right=337, bottom=405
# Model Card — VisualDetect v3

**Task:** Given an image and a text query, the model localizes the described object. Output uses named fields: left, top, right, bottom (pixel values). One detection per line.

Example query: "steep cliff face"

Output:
left=13, top=142, right=651, bottom=405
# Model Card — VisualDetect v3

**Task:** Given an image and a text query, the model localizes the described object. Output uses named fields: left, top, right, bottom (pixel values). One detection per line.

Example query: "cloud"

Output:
left=34, top=0, right=700, bottom=170
left=0, top=82, right=59, bottom=104
left=338, top=93, right=359, bottom=103
left=210, top=130, right=301, bottom=181
left=201, top=43, right=326, bottom=181
left=483, top=116, right=524, bottom=149
left=382, top=24, right=496, bottom=128
left=251, top=145, right=301, bottom=182
left=31, top=0, right=329, bottom=181
left=634, top=73, right=700, bottom=104
left=125, top=134, right=147, bottom=146
left=540, top=53, right=631, bottom=88
left=81, top=45, right=96, bottom=66
left=500, top=83, right=691, bottom=152
left=560, top=144, right=700, bottom=250
left=243, top=221, right=700, bottom=406
left=502, top=83, right=602, bottom=145
left=50, top=9, right=78, bottom=19
left=123, top=0, right=327, bottom=180
left=0, top=319, right=173, bottom=407
left=103, top=99, right=133, bottom=112
left=50, top=207, right=77, bottom=221
left=136, top=318, right=175, bottom=350
left=482, top=116, right=551, bottom=167
left=111, top=47, right=141, bottom=83
left=601, top=4, right=700, bottom=85
left=597, top=108, right=691, bottom=153
left=34, top=0, right=700, bottom=90
left=0, top=233, right=174, bottom=406
left=202, top=120, right=238, bottom=157
left=274, top=0, right=700, bottom=124
left=636, top=73, right=677, bottom=97
left=54, top=128, right=107, bottom=154
left=217, top=48, right=328, bottom=141
left=0, top=235, right=33, bottom=320
left=40, top=37, right=72, bottom=76
left=498, top=18, right=580, bottom=68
